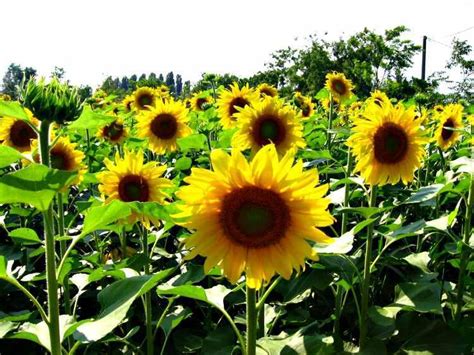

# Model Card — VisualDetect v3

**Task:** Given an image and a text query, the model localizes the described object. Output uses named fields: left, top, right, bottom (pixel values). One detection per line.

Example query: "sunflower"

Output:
left=216, top=82, right=259, bottom=129
left=29, top=136, right=86, bottom=188
left=136, top=99, right=192, bottom=154
left=174, top=145, right=335, bottom=289
left=0, top=110, right=39, bottom=152
left=190, top=92, right=213, bottom=111
left=122, top=95, right=135, bottom=113
left=232, top=97, right=306, bottom=156
left=133, top=87, right=156, bottom=111
left=367, top=90, right=390, bottom=107
left=256, top=83, right=278, bottom=98
left=347, top=101, right=428, bottom=186
left=293, top=92, right=315, bottom=119
left=97, top=149, right=173, bottom=227
left=0, top=94, right=11, bottom=101
left=434, top=103, right=464, bottom=150
left=320, top=96, right=340, bottom=112
left=97, top=118, right=128, bottom=144
left=325, top=72, right=354, bottom=101
left=155, top=85, right=170, bottom=100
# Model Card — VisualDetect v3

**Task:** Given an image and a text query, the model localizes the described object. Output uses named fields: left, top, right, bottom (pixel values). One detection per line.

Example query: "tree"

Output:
left=446, top=38, right=473, bottom=101
left=51, top=66, right=65, bottom=80
left=120, top=76, right=130, bottom=91
left=176, top=74, right=183, bottom=96
left=1, top=63, right=37, bottom=99
left=165, top=72, right=175, bottom=94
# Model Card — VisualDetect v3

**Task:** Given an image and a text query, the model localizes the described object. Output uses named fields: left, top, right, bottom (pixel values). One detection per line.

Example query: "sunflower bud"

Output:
left=21, top=77, right=84, bottom=124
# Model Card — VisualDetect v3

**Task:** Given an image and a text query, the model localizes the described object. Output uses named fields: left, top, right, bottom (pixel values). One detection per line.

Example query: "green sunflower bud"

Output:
left=21, top=77, right=84, bottom=124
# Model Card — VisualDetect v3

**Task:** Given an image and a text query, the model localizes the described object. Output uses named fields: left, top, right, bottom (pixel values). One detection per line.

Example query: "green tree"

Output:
left=446, top=38, right=473, bottom=101
left=1, top=63, right=37, bottom=99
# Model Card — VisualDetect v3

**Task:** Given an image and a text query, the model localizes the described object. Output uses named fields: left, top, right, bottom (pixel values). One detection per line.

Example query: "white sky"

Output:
left=1, top=0, right=473, bottom=90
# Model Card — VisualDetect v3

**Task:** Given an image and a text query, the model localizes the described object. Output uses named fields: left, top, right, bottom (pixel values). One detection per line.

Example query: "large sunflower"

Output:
left=133, top=87, right=157, bottom=111
left=136, top=99, right=192, bottom=154
left=190, top=92, right=213, bottom=112
left=256, top=83, right=278, bottom=98
left=0, top=111, right=39, bottom=152
left=216, top=82, right=259, bottom=129
left=175, top=145, right=335, bottom=289
left=294, top=92, right=315, bottom=120
left=434, top=103, right=464, bottom=150
left=325, top=72, right=354, bottom=101
left=97, top=118, right=128, bottom=144
left=97, top=149, right=173, bottom=227
left=347, top=101, right=428, bottom=186
left=232, top=97, right=306, bottom=156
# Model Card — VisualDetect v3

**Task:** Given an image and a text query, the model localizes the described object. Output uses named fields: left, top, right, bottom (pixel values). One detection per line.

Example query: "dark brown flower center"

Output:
left=373, top=122, right=409, bottom=164
left=219, top=186, right=290, bottom=248
left=136, top=93, right=154, bottom=110
left=228, top=97, right=249, bottom=119
left=301, top=103, right=311, bottom=117
left=196, top=98, right=207, bottom=110
left=441, top=118, right=455, bottom=141
left=332, top=79, right=347, bottom=96
left=10, top=120, right=36, bottom=148
left=118, top=174, right=149, bottom=202
left=50, top=149, right=72, bottom=171
left=150, top=114, right=178, bottom=139
left=252, top=114, right=286, bottom=147
left=103, top=122, right=124, bottom=141
left=261, top=88, right=275, bottom=97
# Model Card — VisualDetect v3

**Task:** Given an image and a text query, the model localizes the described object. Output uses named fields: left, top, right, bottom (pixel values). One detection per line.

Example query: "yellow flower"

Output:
left=434, top=104, right=464, bottom=150
left=0, top=110, right=39, bottom=152
left=136, top=99, right=192, bottom=154
left=256, top=83, right=278, bottom=98
left=133, top=87, right=157, bottom=111
left=347, top=101, right=428, bottom=186
left=97, top=118, right=128, bottom=144
left=122, top=95, right=135, bottom=113
left=216, top=82, right=259, bottom=129
left=294, top=92, right=315, bottom=119
left=366, top=90, right=390, bottom=107
left=325, top=72, right=354, bottom=101
left=175, top=145, right=335, bottom=289
left=30, top=136, right=86, bottom=188
left=232, top=97, right=306, bottom=156
left=155, top=85, right=170, bottom=100
left=97, top=149, right=173, bottom=227
left=190, top=92, right=213, bottom=111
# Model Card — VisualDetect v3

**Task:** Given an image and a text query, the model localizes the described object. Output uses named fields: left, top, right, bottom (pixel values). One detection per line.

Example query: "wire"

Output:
left=445, top=25, right=474, bottom=38
left=427, top=37, right=452, bottom=49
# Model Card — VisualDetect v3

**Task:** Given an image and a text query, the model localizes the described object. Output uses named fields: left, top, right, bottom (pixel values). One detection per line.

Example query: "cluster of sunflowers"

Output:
left=0, top=71, right=473, bottom=354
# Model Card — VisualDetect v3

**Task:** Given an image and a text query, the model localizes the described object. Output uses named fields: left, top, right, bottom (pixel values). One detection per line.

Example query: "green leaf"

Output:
left=74, top=270, right=173, bottom=342
left=402, top=184, right=444, bottom=204
left=0, top=320, right=16, bottom=338
left=0, top=101, right=28, bottom=120
left=0, top=255, right=7, bottom=276
left=0, top=146, right=24, bottom=168
left=277, top=269, right=333, bottom=304
left=315, top=88, right=329, bottom=100
left=368, top=306, right=400, bottom=340
left=157, top=284, right=231, bottom=311
left=160, top=306, right=192, bottom=338
left=68, top=105, right=117, bottom=130
left=391, top=219, right=426, bottom=237
left=202, top=326, right=236, bottom=355
left=403, top=252, right=431, bottom=273
left=8, top=228, right=41, bottom=245
left=174, top=157, right=192, bottom=171
left=257, top=330, right=334, bottom=355
left=177, top=134, right=208, bottom=151
left=0, top=164, right=76, bottom=211
left=81, top=200, right=132, bottom=236
left=393, top=282, right=442, bottom=314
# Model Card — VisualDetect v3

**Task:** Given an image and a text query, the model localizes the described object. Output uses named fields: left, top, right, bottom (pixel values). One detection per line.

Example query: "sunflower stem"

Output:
left=57, top=193, right=72, bottom=315
left=257, top=288, right=265, bottom=338
left=341, top=150, right=353, bottom=235
left=455, top=172, right=474, bottom=322
left=327, top=94, right=334, bottom=153
left=142, top=227, right=154, bottom=355
left=359, top=185, right=377, bottom=350
left=438, top=147, right=447, bottom=173
left=246, top=286, right=257, bottom=355
left=39, top=120, right=62, bottom=355
left=120, top=229, right=127, bottom=261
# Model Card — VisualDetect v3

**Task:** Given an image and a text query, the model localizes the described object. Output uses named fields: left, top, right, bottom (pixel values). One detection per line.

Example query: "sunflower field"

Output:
left=0, top=65, right=473, bottom=355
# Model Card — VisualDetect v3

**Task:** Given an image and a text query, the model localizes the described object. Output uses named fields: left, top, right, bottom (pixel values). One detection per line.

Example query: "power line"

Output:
left=445, top=25, right=474, bottom=38
left=426, top=37, right=452, bottom=49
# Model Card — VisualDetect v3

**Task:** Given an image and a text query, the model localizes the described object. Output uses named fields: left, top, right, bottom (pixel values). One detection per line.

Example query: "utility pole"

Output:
left=421, top=36, right=427, bottom=80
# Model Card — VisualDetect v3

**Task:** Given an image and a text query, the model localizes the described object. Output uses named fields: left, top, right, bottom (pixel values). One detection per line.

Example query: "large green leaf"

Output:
left=156, top=284, right=231, bottom=311
left=257, top=331, right=334, bottom=355
left=393, top=282, right=442, bottom=314
left=0, top=164, right=76, bottom=211
left=74, top=269, right=173, bottom=342
left=80, top=200, right=132, bottom=236
left=0, top=101, right=28, bottom=120
left=67, top=105, right=117, bottom=130
left=0, top=146, right=24, bottom=168
left=8, top=228, right=41, bottom=245
left=402, top=184, right=444, bottom=205
left=177, top=134, right=208, bottom=151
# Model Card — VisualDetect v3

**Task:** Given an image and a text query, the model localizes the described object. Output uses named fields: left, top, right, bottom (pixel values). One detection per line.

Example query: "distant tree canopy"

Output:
left=1, top=63, right=37, bottom=99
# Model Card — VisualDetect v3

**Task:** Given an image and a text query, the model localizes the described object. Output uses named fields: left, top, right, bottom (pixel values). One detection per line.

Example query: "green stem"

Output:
left=359, top=186, right=377, bottom=350
left=455, top=173, right=474, bottom=322
left=438, top=147, right=447, bottom=173
left=39, top=120, right=62, bottom=355
left=142, top=229, right=154, bottom=355
left=120, top=229, right=127, bottom=261
left=327, top=94, right=334, bottom=152
left=246, top=286, right=257, bottom=355
left=341, top=150, right=353, bottom=235
left=333, top=285, right=344, bottom=347
left=57, top=193, right=72, bottom=316
left=257, top=288, right=265, bottom=338
left=256, top=276, right=281, bottom=310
